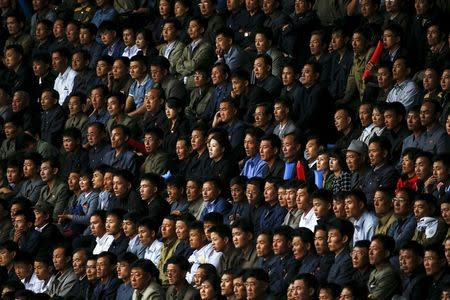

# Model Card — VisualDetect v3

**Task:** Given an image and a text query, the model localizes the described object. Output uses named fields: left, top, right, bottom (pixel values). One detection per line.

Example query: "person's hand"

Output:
left=215, top=48, right=224, bottom=58
left=424, top=175, right=437, bottom=190
left=13, top=229, right=23, bottom=242
left=212, top=111, right=222, bottom=127
left=365, top=61, right=375, bottom=73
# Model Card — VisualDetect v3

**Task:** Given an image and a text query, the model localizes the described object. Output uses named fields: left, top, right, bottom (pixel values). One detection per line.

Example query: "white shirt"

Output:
left=128, top=235, right=140, bottom=252
left=35, top=274, right=55, bottom=294
left=143, top=239, right=163, bottom=266
left=93, top=234, right=114, bottom=255
left=122, top=45, right=139, bottom=58
left=54, top=67, right=78, bottom=105
left=186, top=243, right=223, bottom=283
left=299, top=208, right=318, bottom=232
left=22, top=272, right=44, bottom=293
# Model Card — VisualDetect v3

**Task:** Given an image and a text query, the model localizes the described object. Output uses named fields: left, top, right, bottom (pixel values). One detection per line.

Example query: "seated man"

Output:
left=327, top=218, right=354, bottom=286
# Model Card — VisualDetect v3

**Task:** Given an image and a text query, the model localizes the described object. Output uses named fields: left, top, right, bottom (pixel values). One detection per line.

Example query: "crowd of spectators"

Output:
left=0, top=0, right=450, bottom=298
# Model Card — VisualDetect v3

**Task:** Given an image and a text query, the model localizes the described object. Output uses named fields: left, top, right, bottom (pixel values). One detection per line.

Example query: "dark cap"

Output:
left=33, top=202, right=54, bottom=216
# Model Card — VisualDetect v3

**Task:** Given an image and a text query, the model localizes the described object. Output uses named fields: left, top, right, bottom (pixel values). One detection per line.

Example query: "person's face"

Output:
left=162, top=22, right=178, bottom=42
left=278, top=188, right=287, bottom=207
left=113, top=175, right=130, bottom=198
left=6, top=16, right=21, bottom=35
left=415, top=0, right=429, bottom=14
left=253, top=57, right=270, bottom=80
left=274, top=102, right=288, bottom=123
left=63, top=136, right=78, bottom=153
left=254, top=106, right=271, bottom=129
left=161, top=218, right=176, bottom=240
left=166, top=263, right=184, bottom=286
left=35, top=22, right=49, bottom=41
left=145, top=133, right=162, bottom=155
left=3, top=123, right=16, bottom=141
left=202, top=181, right=219, bottom=202
left=211, top=66, right=227, bottom=86
left=14, top=263, right=32, bottom=280
left=219, top=101, right=235, bottom=123
left=191, top=129, right=206, bottom=152
left=300, top=64, right=317, bottom=87
left=392, top=59, right=409, bottom=82
left=0, top=249, right=14, bottom=267
left=334, top=109, right=351, bottom=132
left=188, top=20, right=203, bottom=40
left=285, top=188, right=297, bottom=209
left=313, top=199, right=331, bottom=218
left=33, top=209, right=48, bottom=228
left=122, top=218, right=137, bottom=237
left=282, top=135, right=298, bottom=161
left=32, top=60, right=49, bottom=77
left=51, top=51, right=67, bottom=73
left=66, top=23, right=79, bottom=43
left=256, top=233, right=272, bottom=257
left=84, top=259, right=96, bottom=281
left=372, top=108, right=385, bottom=127
left=233, top=277, right=246, bottom=300
left=90, top=171, right=103, bottom=190
left=96, top=256, right=113, bottom=280
left=216, top=34, right=232, bottom=53
left=441, top=203, right=450, bottom=225
left=423, top=68, right=438, bottom=91
left=110, top=127, right=127, bottom=149
left=345, top=151, right=360, bottom=173
left=220, top=273, right=234, bottom=297
left=52, top=247, right=68, bottom=271
left=382, top=30, right=399, bottom=50
left=186, top=180, right=201, bottom=202
left=415, top=156, right=432, bottom=181
left=211, top=232, right=227, bottom=252
left=246, top=183, right=261, bottom=205
left=96, top=60, right=111, bottom=77
left=296, top=187, right=310, bottom=211
left=292, top=236, right=308, bottom=260
left=135, top=32, right=148, bottom=50
left=424, top=250, right=444, bottom=277
left=309, top=34, right=322, bottom=56
left=374, top=190, right=392, bottom=215
left=53, top=19, right=65, bottom=39
left=245, top=277, right=267, bottom=300
left=314, top=229, right=328, bottom=255
left=231, top=77, right=248, bottom=96
left=259, top=140, right=276, bottom=162
left=292, top=279, right=313, bottom=300
left=130, top=268, right=151, bottom=291
left=272, top=233, right=290, bottom=255
left=139, top=179, right=157, bottom=201
left=107, top=96, right=123, bottom=117
left=413, top=200, right=430, bottom=220
left=175, top=220, right=189, bottom=240
left=359, top=104, right=372, bottom=127
left=23, top=159, right=38, bottom=179
left=112, top=60, right=128, bottom=80
left=138, top=226, right=155, bottom=246
left=145, top=89, right=163, bottom=113
left=254, top=33, right=270, bottom=53
left=399, top=249, right=421, bottom=275
left=377, top=67, right=393, bottom=89
left=445, top=239, right=450, bottom=266
left=368, top=141, right=386, bottom=167
left=232, top=227, right=251, bottom=249
left=441, top=69, right=450, bottom=92
left=90, top=88, right=104, bottom=110
left=40, top=161, right=56, bottom=183
left=263, top=181, right=278, bottom=204
left=106, top=214, right=122, bottom=236
left=369, top=239, right=387, bottom=266
left=40, top=90, right=56, bottom=111
left=401, top=154, right=415, bottom=175
left=79, top=28, right=93, bottom=45
left=34, top=261, right=51, bottom=281
left=393, top=190, right=410, bottom=216
left=406, top=111, right=421, bottom=131
left=327, top=228, right=346, bottom=253
left=159, top=0, right=171, bottom=16
left=14, top=214, right=30, bottom=234
left=87, top=125, right=103, bottom=147
left=176, top=139, right=190, bottom=160
left=433, top=161, right=449, bottom=183
left=261, top=0, right=276, bottom=14
left=122, top=29, right=135, bottom=47
left=208, top=138, right=224, bottom=161
left=344, top=196, right=363, bottom=218
left=281, top=66, right=296, bottom=87
left=72, top=250, right=87, bottom=277
left=90, top=215, right=106, bottom=237
left=116, top=261, right=131, bottom=281
left=330, top=31, right=346, bottom=51
left=68, top=96, right=83, bottom=116
left=244, top=134, right=259, bottom=157
left=199, top=280, right=215, bottom=300
left=100, top=30, right=116, bottom=46
left=194, top=71, right=209, bottom=87
left=446, top=114, right=450, bottom=135
left=129, top=61, right=146, bottom=80
left=351, top=33, right=366, bottom=55
left=426, top=25, right=441, bottom=47
left=352, top=246, right=369, bottom=269
left=333, top=199, right=346, bottom=218
left=305, top=139, right=320, bottom=161
left=189, top=229, right=205, bottom=249
left=151, top=65, right=166, bottom=84
left=420, top=101, right=438, bottom=127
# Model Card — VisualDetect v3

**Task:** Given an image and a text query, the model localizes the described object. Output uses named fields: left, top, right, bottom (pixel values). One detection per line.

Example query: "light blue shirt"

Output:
left=240, top=154, right=269, bottom=178
left=386, top=79, right=421, bottom=110
left=128, top=74, right=153, bottom=108
left=353, top=211, right=378, bottom=246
